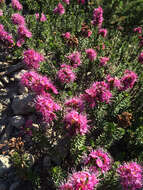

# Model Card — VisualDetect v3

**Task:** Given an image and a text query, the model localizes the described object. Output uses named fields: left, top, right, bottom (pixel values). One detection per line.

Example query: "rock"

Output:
left=43, top=156, right=51, bottom=168
left=10, top=116, right=25, bottom=128
left=0, top=125, right=5, bottom=135
left=0, top=81, right=4, bottom=88
left=2, top=76, right=9, bottom=84
left=0, top=155, right=11, bottom=176
left=13, top=70, right=26, bottom=81
left=9, top=182, right=20, bottom=190
left=11, top=94, right=35, bottom=115
left=0, top=183, right=8, bottom=190
left=18, top=85, right=28, bottom=95
left=0, top=125, right=13, bottom=144
left=6, top=63, right=24, bottom=76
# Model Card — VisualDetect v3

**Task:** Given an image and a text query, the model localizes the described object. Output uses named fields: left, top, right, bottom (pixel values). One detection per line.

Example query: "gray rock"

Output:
left=10, top=116, right=25, bottom=128
left=0, top=125, right=13, bottom=144
left=0, top=125, right=5, bottom=135
left=2, top=76, right=9, bottom=84
left=9, top=182, right=20, bottom=190
left=11, top=94, right=35, bottom=115
left=0, top=183, right=8, bottom=190
left=14, top=70, right=26, bottom=81
left=0, top=155, right=11, bottom=176
left=0, top=81, right=4, bottom=88
left=0, top=103, right=3, bottom=111
left=18, top=85, right=28, bottom=95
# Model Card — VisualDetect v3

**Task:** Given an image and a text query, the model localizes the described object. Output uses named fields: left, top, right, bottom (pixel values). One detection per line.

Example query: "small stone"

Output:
left=0, top=155, right=11, bottom=176
left=2, top=76, right=9, bottom=84
left=0, top=125, right=5, bottom=134
left=11, top=94, right=35, bottom=115
left=0, top=81, right=4, bottom=88
left=18, top=85, right=28, bottom=95
left=14, top=69, right=26, bottom=81
left=0, top=125, right=13, bottom=144
left=10, top=116, right=25, bottom=128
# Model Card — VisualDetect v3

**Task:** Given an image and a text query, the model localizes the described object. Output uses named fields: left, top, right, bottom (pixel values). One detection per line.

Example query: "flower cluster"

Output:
left=23, top=49, right=44, bottom=70
left=54, top=3, right=65, bottom=15
left=11, top=13, right=25, bottom=25
left=133, top=27, right=142, bottom=34
left=11, top=0, right=23, bottom=10
left=83, top=81, right=112, bottom=108
left=65, top=96, right=84, bottom=111
left=62, top=32, right=71, bottom=39
left=0, top=24, right=14, bottom=46
left=35, top=13, right=47, bottom=22
left=138, top=51, right=143, bottom=64
left=21, top=71, right=58, bottom=95
left=106, top=75, right=121, bottom=90
left=117, top=162, right=142, bottom=190
left=57, top=64, right=76, bottom=84
left=66, top=51, right=81, bottom=68
left=17, top=25, right=32, bottom=46
left=35, top=93, right=60, bottom=123
left=98, top=28, right=107, bottom=37
left=85, top=48, right=97, bottom=62
left=92, top=6, right=103, bottom=27
left=120, top=70, right=137, bottom=91
left=60, top=171, right=99, bottom=190
left=64, top=110, right=90, bottom=135
left=84, top=149, right=112, bottom=174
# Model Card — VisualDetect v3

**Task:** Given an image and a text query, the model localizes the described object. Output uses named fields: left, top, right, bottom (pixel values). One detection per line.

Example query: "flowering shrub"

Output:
left=0, top=0, right=143, bottom=189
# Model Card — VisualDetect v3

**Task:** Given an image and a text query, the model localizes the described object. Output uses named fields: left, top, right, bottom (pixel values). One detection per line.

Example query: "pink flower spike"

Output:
left=11, top=13, right=25, bottom=25
left=138, top=51, right=143, bottom=64
left=133, top=27, right=142, bottom=34
left=85, top=48, right=97, bottom=61
left=62, top=32, right=71, bottom=39
left=98, top=28, right=107, bottom=37
left=11, top=0, right=23, bottom=10
left=66, top=51, right=81, bottom=68
left=54, top=3, right=65, bottom=15
left=40, top=13, right=47, bottom=22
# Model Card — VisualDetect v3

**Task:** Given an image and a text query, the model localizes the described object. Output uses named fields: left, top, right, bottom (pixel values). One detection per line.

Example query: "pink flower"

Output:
left=11, top=0, right=23, bottom=10
left=0, top=24, right=14, bottom=46
left=0, top=9, right=3, bottom=16
left=65, top=96, right=84, bottom=111
left=84, top=149, right=112, bottom=174
left=133, top=27, right=142, bottom=34
left=85, top=48, right=97, bottom=61
left=18, top=25, right=32, bottom=38
left=62, top=32, right=71, bottom=39
left=138, top=51, right=143, bottom=64
left=99, top=57, right=109, bottom=66
left=23, top=49, right=44, bottom=70
left=16, top=38, right=25, bottom=47
left=57, top=64, right=76, bottom=84
left=66, top=51, right=81, bottom=68
left=35, top=93, right=60, bottom=123
left=106, top=75, right=121, bottom=90
left=64, top=110, right=90, bottom=135
left=98, top=28, right=107, bottom=37
left=21, top=71, right=58, bottom=95
left=120, top=70, right=137, bottom=91
left=40, top=13, right=47, bottom=22
left=62, top=0, right=70, bottom=5
left=54, top=3, right=65, bottom=15
left=117, top=162, right=142, bottom=190
left=60, top=171, right=99, bottom=190
left=11, top=13, right=25, bottom=25
left=36, top=13, right=47, bottom=22
left=92, top=6, right=103, bottom=27
left=83, top=81, right=112, bottom=107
